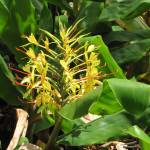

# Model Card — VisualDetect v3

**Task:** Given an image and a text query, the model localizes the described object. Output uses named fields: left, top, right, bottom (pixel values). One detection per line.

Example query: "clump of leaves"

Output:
left=17, top=20, right=103, bottom=113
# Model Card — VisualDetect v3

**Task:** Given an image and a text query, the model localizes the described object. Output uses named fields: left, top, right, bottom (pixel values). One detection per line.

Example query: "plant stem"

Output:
left=45, top=113, right=62, bottom=150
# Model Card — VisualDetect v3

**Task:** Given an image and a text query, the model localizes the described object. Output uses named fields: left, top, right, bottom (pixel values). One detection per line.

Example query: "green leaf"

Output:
left=127, top=126, right=150, bottom=143
left=14, top=136, right=29, bottom=150
left=55, top=15, right=68, bottom=28
left=141, top=141, right=150, bottom=150
left=0, top=55, right=21, bottom=105
left=112, top=39, right=150, bottom=64
left=127, top=125, right=150, bottom=150
left=48, top=0, right=72, bottom=12
left=57, top=112, right=131, bottom=146
left=108, top=79, right=150, bottom=115
left=60, top=86, right=102, bottom=120
left=80, top=35, right=126, bottom=78
left=77, top=1, right=109, bottom=34
left=61, top=118, right=84, bottom=133
left=90, top=79, right=150, bottom=116
left=14, top=0, right=37, bottom=33
left=0, top=0, right=37, bottom=64
left=32, top=117, right=54, bottom=134
left=39, top=4, right=53, bottom=32
left=123, top=17, right=149, bottom=31
left=105, top=30, right=150, bottom=44
left=0, top=0, right=9, bottom=11
left=90, top=80, right=123, bottom=115
left=31, top=0, right=43, bottom=13
left=137, top=107, right=150, bottom=127
left=18, top=137, right=29, bottom=146
left=0, top=0, right=9, bottom=34
left=100, top=0, right=150, bottom=21
left=105, top=29, right=150, bottom=64
left=33, top=105, right=55, bottom=133
left=0, top=54, right=15, bottom=82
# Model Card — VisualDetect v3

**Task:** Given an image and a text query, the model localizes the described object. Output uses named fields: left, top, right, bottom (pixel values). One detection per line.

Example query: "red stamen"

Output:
left=15, top=81, right=28, bottom=87
left=15, top=82, right=32, bottom=88
left=9, top=65, right=30, bottom=75
left=16, top=47, right=26, bottom=54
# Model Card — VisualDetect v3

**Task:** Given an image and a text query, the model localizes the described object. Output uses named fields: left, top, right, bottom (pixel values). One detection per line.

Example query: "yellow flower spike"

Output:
left=38, top=51, right=47, bottom=65
left=26, top=33, right=39, bottom=45
left=34, top=52, right=48, bottom=75
left=60, top=60, right=68, bottom=70
left=44, top=37, right=49, bottom=50
left=87, top=45, right=95, bottom=52
left=88, top=52, right=100, bottom=66
left=31, top=66, right=36, bottom=85
left=35, top=61, right=43, bottom=74
left=65, top=45, right=72, bottom=56
left=19, top=20, right=104, bottom=108
left=36, top=94, right=42, bottom=106
left=60, top=26, right=67, bottom=42
left=26, top=48, right=36, bottom=59
left=22, top=64, right=31, bottom=72
left=42, top=80, right=51, bottom=91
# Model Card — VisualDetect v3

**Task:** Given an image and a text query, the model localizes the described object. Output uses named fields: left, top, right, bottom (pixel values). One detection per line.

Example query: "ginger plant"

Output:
left=17, top=20, right=103, bottom=149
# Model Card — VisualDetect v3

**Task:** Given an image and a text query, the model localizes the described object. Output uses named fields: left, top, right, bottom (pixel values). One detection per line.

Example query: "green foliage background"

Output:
left=0, top=0, right=149, bottom=149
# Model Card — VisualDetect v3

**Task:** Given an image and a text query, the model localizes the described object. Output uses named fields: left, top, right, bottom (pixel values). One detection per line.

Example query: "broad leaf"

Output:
left=105, top=30, right=150, bottom=44
left=137, top=107, right=150, bottom=127
left=39, top=4, right=53, bottom=32
left=107, top=79, right=150, bottom=115
left=48, top=0, right=72, bottom=12
left=31, top=0, right=43, bottom=13
left=141, top=142, right=150, bottom=150
left=91, top=79, right=150, bottom=116
left=61, top=118, right=84, bottom=133
left=100, top=0, right=150, bottom=21
left=0, top=0, right=9, bottom=33
left=14, top=0, right=36, bottom=33
left=57, top=112, right=131, bottom=146
left=0, top=54, right=15, bottom=82
left=77, top=1, right=110, bottom=34
left=60, top=86, right=102, bottom=120
left=32, top=117, right=54, bottom=133
left=0, top=0, right=37, bottom=63
left=112, top=39, right=150, bottom=64
left=127, top=125, right=150, bottom=150
left=90, top=79, right=123, bottom=115
left=127, top=126, right=150, bottom=144
left=0, top=55, right=21, bottom=105
left=105, top=30, right=150, bottom=64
